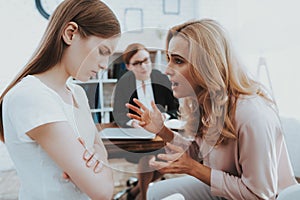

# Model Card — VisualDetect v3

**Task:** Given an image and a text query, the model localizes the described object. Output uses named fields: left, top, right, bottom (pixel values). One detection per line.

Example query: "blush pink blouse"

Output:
left=172, top=95, right=297, bottom=200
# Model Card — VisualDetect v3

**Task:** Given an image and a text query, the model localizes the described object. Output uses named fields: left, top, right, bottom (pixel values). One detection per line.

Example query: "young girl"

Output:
left=126, top=19, right=297, bottom=199
left=0, top=0, right=120, bottom=199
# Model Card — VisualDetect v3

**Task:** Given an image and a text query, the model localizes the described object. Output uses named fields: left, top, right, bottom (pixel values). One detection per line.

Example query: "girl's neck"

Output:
left=35, top=65, right=70, bottom=93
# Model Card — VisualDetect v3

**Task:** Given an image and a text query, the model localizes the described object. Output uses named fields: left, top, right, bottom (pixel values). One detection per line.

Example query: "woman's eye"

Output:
left=174, top=58, right=183, bottom=64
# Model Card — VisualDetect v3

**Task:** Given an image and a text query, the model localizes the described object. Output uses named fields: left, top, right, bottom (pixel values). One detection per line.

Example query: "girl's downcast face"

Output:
left=66, top=35, right=119, bottom=82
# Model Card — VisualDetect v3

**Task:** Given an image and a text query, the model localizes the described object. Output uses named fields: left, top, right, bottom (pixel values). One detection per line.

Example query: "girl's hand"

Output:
left=62, top=137, right=104, bottom=180
left=126, top=98, right=165, bottom=134
left=149, top=143, right=195, bottom=175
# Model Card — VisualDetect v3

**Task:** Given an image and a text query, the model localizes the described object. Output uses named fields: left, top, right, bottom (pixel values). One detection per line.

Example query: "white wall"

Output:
left=103, top=0, right=197, bottom=51
left=0, top=0, right=48, bottom=91
left=197, top=0, right=300, bottom=120
left=0, top=0, right=196, bottom=90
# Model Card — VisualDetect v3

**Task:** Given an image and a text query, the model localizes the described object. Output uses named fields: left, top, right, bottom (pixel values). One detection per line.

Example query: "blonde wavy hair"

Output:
left=166, top=19, right=270, bottom=145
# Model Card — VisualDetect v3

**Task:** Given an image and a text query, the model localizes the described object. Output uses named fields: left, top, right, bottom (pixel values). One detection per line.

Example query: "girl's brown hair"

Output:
left=0, top=0, right=121, bottom=142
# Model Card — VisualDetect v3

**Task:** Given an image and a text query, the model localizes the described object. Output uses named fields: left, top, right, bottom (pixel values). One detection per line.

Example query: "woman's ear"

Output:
left=62, top=22, right=79, bottom=45
left=126, top=64, right=132, bottom=71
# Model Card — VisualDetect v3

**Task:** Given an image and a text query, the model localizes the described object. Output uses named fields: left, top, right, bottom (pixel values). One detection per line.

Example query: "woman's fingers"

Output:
left=126, top=103, right=143, bottom=115
left=165, top=142, right=184, bottom=153
left=159, top=167, right=181, bottom=174
left=127, top=113, right=141, bottom=121
left=151, top=101, right=160, bottom=113
left=157, top=152, right=182, bottom=162
left=149, top=158, right=170, bottom=169
left=133, top=98, right=147, bottom=111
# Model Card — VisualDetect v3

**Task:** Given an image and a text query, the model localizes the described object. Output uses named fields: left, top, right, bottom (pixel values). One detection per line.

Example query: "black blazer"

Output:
left=113, top=69, right=179, bottom=127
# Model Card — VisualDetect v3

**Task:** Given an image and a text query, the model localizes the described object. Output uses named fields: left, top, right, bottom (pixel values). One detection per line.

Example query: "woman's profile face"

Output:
left=127, top=49, right=152, bottom=81
left=165, top=35, right=197, bottom=99
left=66, top=35, right=119, bottom=81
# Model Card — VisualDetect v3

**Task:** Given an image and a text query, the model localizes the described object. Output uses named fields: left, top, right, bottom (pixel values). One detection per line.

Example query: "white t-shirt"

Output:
left=3, top=75, right=98, bottom=199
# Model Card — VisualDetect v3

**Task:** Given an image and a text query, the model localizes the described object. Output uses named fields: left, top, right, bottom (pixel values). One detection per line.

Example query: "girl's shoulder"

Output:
left=4, top=75, right=61, bottom=108
left=5, top=75, right=49, bottom=100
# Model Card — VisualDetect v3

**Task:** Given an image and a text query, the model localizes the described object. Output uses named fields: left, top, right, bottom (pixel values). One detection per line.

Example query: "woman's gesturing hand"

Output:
left=126, top=98, right=165, bottom=134
left=149, top=143, right=196, bottom=175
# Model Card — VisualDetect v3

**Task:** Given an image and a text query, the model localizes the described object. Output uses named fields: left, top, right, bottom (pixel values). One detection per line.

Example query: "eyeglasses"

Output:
left=129, top=57, right=151, bottom=67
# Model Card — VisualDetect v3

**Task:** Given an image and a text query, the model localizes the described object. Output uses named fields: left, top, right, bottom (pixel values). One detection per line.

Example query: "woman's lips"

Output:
left=172, top=82, right=179, bottom=86
left=171, top=82, right=179, bottom=90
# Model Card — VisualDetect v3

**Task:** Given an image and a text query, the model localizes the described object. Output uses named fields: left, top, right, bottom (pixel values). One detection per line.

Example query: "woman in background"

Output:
left=113, top=43, right=179, bottom=200
left=0, top=0, right=120, bottom=199
left=127, top=19, right=297, bottom=199
left=113, top=43, right=179, bottom=128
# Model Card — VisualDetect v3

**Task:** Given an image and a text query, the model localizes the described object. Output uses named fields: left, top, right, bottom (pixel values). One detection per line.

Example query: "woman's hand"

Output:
left=149, top=143, right=196, bottom=175
left=126, top=98, right=165, bottom=134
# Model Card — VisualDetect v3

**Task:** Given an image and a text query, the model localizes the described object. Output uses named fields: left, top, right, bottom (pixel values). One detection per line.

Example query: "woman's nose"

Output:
left=165, top=64, right=174, bottom=76
left=140, top=62, right=148, bottom=69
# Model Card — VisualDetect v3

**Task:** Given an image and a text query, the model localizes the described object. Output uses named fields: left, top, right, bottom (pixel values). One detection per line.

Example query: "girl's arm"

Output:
left=27, top=121, right=114, bottom=200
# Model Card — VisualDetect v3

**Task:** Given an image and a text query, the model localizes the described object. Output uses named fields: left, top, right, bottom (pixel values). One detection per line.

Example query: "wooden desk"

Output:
left=96, top=123, right=165, bottom=161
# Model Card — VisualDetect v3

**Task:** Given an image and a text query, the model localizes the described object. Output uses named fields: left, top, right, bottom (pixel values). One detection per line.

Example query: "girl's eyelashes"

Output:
left=99, top=48, right=107, bottom=56
left=98, top=48, right=109, bottom=56
left=98, top=48, right=105, bottom=55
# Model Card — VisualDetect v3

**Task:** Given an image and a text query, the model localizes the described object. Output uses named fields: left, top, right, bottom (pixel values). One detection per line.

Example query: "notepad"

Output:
left=99, top=128, right=156, bottom=139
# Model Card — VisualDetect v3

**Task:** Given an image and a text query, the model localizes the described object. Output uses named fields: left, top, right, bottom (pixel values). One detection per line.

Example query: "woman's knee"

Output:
left=146, top=179, right=179, bottom=200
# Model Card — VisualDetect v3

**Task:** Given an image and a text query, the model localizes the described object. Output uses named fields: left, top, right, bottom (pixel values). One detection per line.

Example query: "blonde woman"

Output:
left=126, top=19, right=297, bottom=200
left=0, top=0, right=120, bottom=199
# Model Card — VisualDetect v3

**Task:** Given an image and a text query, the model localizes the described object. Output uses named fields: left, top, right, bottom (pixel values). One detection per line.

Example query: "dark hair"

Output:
left=122, top=43, right=149, bottom=64
left=0, top=0, right=121, bottom=142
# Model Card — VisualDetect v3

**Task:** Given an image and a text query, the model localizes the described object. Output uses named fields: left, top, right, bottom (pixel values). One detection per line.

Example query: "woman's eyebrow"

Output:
left=170, top=53, right=186, bottom=60
left=132, top=57, right=149, bottom=64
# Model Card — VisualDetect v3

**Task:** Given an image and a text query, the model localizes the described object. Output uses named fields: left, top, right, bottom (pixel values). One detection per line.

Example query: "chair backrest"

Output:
left=277, top=184, right=300, bottom=200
